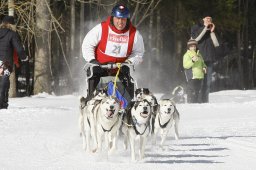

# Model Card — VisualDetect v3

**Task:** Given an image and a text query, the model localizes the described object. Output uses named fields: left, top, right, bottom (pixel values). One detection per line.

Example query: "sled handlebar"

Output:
left=83, top=62, right=135, bottom=79
left=83, top=62, right=134, bottom=72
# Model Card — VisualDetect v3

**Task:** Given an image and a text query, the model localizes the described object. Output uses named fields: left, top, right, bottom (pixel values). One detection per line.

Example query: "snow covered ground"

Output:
left=1, top=90, right=256, bottom=169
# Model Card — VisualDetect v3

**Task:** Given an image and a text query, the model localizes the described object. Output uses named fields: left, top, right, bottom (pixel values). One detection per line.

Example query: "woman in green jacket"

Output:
left=183, top=39, right=207, bottom=103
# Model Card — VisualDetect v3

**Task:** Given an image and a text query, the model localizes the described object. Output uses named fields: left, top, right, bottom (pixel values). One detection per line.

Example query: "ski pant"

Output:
left=0, top=74, right=10, bottom=109
left=87, top=65, right=134, bottom=100
left=187, top=79, right=203, bottom=103
left=200, top=64, right=212, bottom=103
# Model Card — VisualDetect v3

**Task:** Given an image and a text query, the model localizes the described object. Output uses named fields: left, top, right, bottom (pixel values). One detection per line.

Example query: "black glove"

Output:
left=89, top=59, right=100, bottom=65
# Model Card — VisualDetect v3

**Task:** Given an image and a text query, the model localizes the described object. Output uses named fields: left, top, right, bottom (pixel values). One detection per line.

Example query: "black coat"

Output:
left=0, top=27, right=26, bottom=71
left=191, top=23, right=216, bottom=64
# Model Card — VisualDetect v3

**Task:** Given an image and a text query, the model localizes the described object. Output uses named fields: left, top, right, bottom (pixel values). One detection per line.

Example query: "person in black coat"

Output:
left=0, top=16, right=27, bottom=109
left=191, top=15, right=219, bottom=103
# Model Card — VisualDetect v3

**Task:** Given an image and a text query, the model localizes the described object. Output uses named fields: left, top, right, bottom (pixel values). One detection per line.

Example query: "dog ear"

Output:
left=134, top=101, right=140, bottom=110
left=152, top=95, right=158, bottom=105
left=170, top=99, right=176, bottom=107
left=144, top=88, right=150, bottom=95
left=135, top=88, right=141, bottom=95
left=80, top=96, right=87, bottom=108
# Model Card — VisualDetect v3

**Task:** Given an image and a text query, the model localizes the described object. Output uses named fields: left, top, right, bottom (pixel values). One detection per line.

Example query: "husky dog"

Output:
left=122, top=99, right=151, bottom=161
left=153, top=99, right=180, bottom=146
left=143, top=94, right=158, bottom=133
left=79, top=88, right=108, bottom=152
left=94, top=96, right=122, bottom=154
left=135, top=88, right=150, bottom=101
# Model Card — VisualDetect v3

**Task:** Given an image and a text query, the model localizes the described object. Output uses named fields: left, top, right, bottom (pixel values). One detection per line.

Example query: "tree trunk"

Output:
left=8, top=0, right=16, bottom=98
left=243, top=0, right=249, bottom=89
left=33, top=0, right=51, bottom=94
left=148, top=2, right=154, bottom=89
left=70, top=0, right=75, bottom=69
left=237, top=0, right=244, bottom=89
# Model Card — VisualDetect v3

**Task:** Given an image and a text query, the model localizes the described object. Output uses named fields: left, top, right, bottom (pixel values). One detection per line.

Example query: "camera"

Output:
left=207, top=23, right=213, bottom=29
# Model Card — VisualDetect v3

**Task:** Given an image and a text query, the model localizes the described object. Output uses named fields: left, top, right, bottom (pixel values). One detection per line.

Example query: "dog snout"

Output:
left=110, top=105, right=114, bottom=110
left=168, top=108, right=172, bottom=112
left=143, top=106, right=148, bottom=111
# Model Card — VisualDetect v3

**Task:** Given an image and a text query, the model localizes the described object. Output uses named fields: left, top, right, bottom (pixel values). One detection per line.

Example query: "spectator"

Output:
left=183, top=39, right=207, bottom=103
left=191, top=15, right=219, bottom=103
left=0, top=16, right=28, bottom=109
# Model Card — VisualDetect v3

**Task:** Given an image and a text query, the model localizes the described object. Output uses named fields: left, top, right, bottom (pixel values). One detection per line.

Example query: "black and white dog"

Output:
left=94, top=96, right=122, bottom=154
left=135, top=88, right=159, bottom=134
left=122, top=99, right=152, bottom=161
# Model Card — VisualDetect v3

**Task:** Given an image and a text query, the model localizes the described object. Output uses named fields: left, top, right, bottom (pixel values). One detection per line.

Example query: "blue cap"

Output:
left=111, top=4, right=130, bottom=19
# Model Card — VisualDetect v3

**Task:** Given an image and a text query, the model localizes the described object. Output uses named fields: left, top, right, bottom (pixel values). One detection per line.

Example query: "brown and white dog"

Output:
left=152, top=99, right=180, bottom=146
left=122, top=99, right=152, bottom=161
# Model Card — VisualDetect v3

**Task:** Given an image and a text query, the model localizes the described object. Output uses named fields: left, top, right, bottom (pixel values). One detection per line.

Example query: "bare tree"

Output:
left=33, top=0, right=51, bottom=94
left=7, top=0, right=17, bottom=98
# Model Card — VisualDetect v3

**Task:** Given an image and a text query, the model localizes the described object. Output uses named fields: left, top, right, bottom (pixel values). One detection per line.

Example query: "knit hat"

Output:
left=187, top=39, right=197, bottom=47
left=2, top=16, right=15, bottom=25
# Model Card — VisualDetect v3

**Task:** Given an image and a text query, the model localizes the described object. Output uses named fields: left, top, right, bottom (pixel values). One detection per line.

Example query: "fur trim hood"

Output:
left=0, top=23, right=16, bottom=39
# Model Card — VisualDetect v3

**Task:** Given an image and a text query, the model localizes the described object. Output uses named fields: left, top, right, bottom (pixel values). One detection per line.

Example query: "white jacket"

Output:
left=82, top=23, right=145, bottom=65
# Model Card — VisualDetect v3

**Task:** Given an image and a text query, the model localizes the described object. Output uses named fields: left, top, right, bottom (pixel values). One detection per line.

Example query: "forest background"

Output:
left=0, top=0, right=255, bottom=96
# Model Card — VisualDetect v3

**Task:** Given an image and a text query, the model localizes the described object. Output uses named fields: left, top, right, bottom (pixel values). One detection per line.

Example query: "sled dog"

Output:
left=135, top=88, right=150, bottom=101
left=153, top=99, right=180, bottom=146
left=122, top=99, right=151, bottom=161
left=79, top=88, right=108, bottom=152
left=94, top=96, right=122, bottom=154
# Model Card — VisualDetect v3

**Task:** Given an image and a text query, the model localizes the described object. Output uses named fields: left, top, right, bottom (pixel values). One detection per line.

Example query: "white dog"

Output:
left=122, top=99, right=151, bottom=161
left=153, top=99, right=180, bottom=146
left=79, top=97, right=99, bottom=153
left=79, top=89, right=108, bottom=152
left=94, top=96, right=122, bottom=154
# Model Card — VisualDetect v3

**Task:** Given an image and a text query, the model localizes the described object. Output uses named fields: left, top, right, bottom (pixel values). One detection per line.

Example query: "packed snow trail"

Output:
left=0, top=91, right=256, bottom=169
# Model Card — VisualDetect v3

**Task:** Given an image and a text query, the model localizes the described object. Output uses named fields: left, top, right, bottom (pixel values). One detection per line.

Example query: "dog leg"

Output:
left=85, top=126, right=91, bottom=152
left=152, top=127, right=158, bottom=145
left=108, top=134, right=116, bottom=155
left=90, top=116, right=98, bottom=152
left=160, top=129, right=168, bottom=146
left=129, top=134, right=136, bottom=161
left=79, top=113, right=84, bottom=137
left=139, top=136, right=146, bottom=160
left=121, top=126, right=128, bottom=150
left=174, top=121, right=179, bottom=140
left=96, top=129, right=103, bottom=152
left=81, top=124, right=87, bottom=150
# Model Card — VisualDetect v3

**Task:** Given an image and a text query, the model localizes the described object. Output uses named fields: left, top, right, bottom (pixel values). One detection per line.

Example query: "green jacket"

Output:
left=183, top=50, right=206, bottom=80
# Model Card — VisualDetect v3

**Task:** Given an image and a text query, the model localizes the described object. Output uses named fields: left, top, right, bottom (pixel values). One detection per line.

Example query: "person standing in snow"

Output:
left=191, top=15, right=219, bottom=103
left=81, top=4, right=144, bottom=99
left=183, top=39, right=207, bottom=103
left=0, top=16, right=28, bottom=109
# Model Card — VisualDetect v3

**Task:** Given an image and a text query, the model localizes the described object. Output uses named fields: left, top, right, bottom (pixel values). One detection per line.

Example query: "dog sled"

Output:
left=83, top=62, right=137, bottom=108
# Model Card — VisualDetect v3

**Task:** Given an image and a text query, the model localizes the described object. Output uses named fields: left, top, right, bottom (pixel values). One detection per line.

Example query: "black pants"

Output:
left=0, top=75, right=10, bottom=109
left=87, top=65, right=134, bottom=100
left=187, top=79, right=202, bottom=103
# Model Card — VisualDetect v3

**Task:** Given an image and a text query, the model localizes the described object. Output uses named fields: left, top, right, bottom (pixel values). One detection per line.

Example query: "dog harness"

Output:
left=95, top=17, right=136, bottom=64
left=158, top=113, right=173, bottom=128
